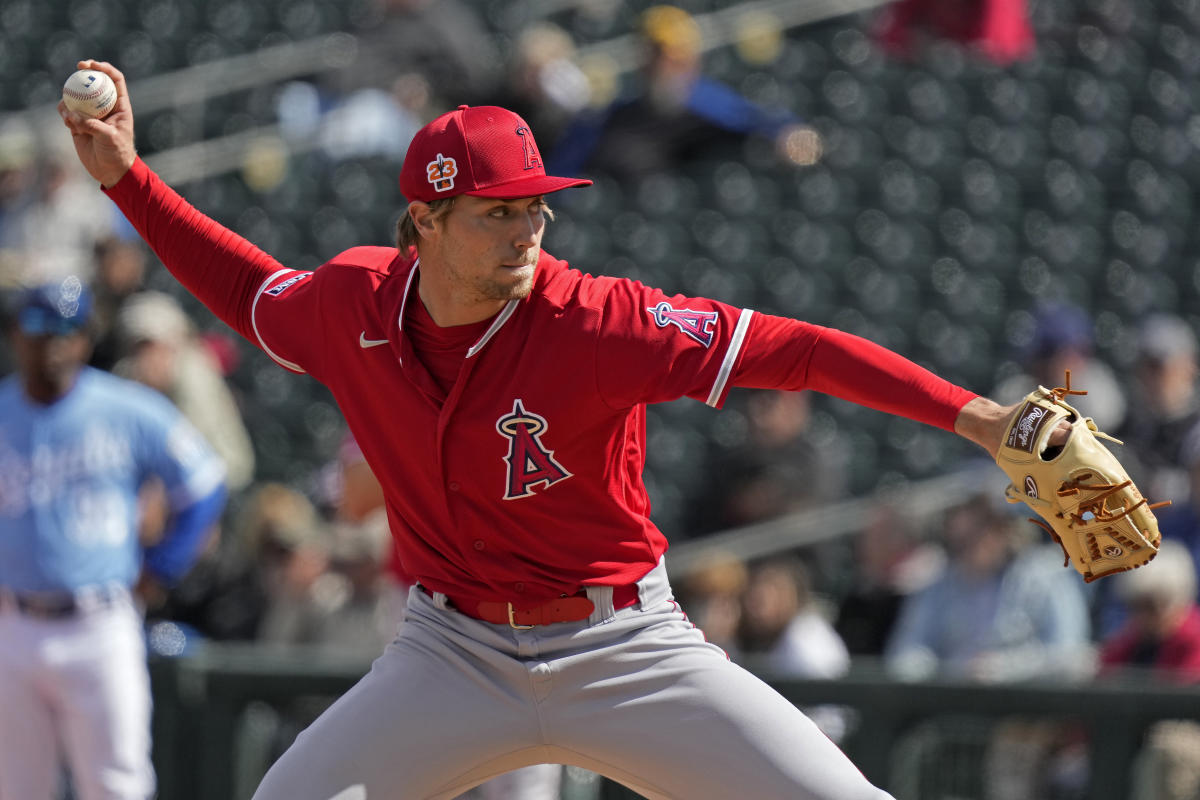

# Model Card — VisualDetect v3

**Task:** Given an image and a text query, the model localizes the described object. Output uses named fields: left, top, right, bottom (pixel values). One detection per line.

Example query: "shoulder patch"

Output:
left=646, top=301, right=719, bottom=347
left=265, top=271, right=313, bottom=297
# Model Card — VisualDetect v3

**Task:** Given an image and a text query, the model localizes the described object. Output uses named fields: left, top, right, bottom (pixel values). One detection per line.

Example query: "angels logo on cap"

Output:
left=399, top=105, right=591, bottom=202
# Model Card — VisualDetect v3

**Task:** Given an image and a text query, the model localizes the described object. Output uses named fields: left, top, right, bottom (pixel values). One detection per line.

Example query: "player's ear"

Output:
left=408, top=201, right=439, bottom=240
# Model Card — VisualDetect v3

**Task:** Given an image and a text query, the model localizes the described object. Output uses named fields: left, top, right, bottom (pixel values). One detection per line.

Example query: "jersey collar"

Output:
left=397, top=257, right=521, bottom=361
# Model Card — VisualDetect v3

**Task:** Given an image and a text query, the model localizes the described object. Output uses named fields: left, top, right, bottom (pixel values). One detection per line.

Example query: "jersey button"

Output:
left=514, top=582, right=525, bottom=592
left=448, top=481, right=460, bottom=492
left=473, top=539, right=485, bottom=551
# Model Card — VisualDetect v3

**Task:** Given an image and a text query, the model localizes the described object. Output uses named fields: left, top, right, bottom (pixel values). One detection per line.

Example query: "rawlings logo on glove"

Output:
left=996, top=374, right=1168, bottom=582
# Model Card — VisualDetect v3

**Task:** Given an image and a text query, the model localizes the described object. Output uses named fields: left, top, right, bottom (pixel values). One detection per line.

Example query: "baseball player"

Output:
left=0, top=277, right=227, bottom=800
left=62, top=60, right=1040, bottom=800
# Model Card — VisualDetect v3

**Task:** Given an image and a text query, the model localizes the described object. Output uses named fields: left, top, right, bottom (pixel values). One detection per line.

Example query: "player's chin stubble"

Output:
left=481, top=253, right=538, bottom=302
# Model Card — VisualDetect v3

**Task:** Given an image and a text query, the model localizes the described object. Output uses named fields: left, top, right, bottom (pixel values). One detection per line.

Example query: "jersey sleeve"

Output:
left=128, top=388, right=228, bottom=583
left=103, top=158, right=285, bottom=344
left=104, top=158, right=342, bottom=378
left=131, top=389, right=227, bottom=510
left=594, top=280, right=754, bottom=408
left=246, top=267, right=324, bottom=376
left=733, top=312, right=978, bottom=431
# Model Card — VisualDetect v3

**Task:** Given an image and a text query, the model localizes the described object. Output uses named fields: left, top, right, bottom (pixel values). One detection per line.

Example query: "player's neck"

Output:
left=22, top=372, right=80, bottom=405
left=416, top=285, right=506, bottom=328
left=414, top=263, right=510, bottom=328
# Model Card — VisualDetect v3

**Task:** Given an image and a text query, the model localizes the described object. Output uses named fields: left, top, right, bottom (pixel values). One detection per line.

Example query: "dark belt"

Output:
left=0, top=585, right=125, bottom=620
left=425, top=584, right=640, bottom=629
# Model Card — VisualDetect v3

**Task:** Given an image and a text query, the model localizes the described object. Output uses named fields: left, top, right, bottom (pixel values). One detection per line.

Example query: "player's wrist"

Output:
left=99, top=154, right=142, bottom=192
left=954, top=396, right=1014, bottom=459
left=100, top=159, right=134, bottom=189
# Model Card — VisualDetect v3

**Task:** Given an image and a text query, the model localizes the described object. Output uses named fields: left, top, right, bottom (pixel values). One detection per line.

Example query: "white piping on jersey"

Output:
left=252, top=268, right=307, bottom=373
left=706, top=308, right=754, bottom=407
left=397, top=258, right=520, bottom=361
left=466, top=300, right=519, bottom=358
left=394, top=261, right=420, bottom=366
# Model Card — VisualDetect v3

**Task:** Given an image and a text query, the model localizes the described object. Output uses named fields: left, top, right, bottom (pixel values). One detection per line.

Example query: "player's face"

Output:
left=11, top=328, right=90, bottom=403
left=428, top=194, right=548, bottom=307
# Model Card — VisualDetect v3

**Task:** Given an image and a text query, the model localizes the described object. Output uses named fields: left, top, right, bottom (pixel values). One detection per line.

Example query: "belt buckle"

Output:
left=507, top=602, right=534, bottom=630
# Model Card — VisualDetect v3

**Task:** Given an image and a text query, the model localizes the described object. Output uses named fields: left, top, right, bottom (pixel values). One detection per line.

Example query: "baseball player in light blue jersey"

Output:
left=0, top=277, right=227, bottom=800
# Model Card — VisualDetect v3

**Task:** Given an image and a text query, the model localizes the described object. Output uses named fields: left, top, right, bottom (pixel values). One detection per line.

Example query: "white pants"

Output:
left=0, top=595, right=154, bottom=800
left=252, top=559, right=893, bottom=800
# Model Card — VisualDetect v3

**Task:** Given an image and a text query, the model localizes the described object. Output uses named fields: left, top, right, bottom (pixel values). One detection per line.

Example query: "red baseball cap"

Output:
left=399, top=105, right=591, bottom=203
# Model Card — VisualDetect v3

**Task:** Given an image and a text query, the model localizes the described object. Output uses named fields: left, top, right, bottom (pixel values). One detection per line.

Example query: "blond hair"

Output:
left=395, top=197, right=456, bottom=252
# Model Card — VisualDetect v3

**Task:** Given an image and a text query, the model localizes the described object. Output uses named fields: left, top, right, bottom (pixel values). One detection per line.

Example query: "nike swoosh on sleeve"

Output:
left=359, top=332, right=390, bottom=348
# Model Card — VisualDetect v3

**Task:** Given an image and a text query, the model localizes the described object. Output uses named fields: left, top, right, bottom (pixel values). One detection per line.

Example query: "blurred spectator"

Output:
left=993, top=302, right=1127, bottom=432
left=675, top=550, right=749, bottom=658
left=1095, top=433, right=1200, bottom=638
left=493, top=23, right=592, bottom=151
left=835, top=502, right=945, bottom=656
left=1099, top=541, right=1200, bottom=682
left=686, top=389, right=847, bottom=536
left=1098, top=542, right=1200, bottom=800
left=740, top=558, right=850, bottom=678
left=0, top=149, right=129, bottom=286
left=1128, top=720, right=1200, bottom=800
left=875, top=0, right=1035, bottom=65
left=548, top=4, right=820, bottom=184
left=247, top=485, right=336, bottom=645
left=320, top=431, right=411, bottom=617
left=1152, top=431, right=1200, bottom=589
left=886, top=494, right=1094, bottom=799
left=88, top=239, right=149, bottom=371
left=304, top=515, right=397, bottom=655
left=157, top=482, right=326, bottom=642
left=276, top=73, right=431, bottom=163
left=346, top=0, right=501, bottom=108
left=112, top=291, right=255, bottom=492
left=738, top=557, right=851, bottom=741
left=276, top=0, right=498, bottom=162
left=0, top=120, right=38, bottom=288
left=884, top=494, right=1092, bottom=682
left=1116, top=314, right=1200, bottom=504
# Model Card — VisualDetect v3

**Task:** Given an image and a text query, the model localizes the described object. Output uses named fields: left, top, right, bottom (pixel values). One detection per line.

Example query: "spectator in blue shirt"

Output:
left=884, top=493, right=1092, bottom=683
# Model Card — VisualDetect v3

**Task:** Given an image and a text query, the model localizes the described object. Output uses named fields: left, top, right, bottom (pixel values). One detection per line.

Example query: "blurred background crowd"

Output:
left=5, top=0, right=1200, bottom=797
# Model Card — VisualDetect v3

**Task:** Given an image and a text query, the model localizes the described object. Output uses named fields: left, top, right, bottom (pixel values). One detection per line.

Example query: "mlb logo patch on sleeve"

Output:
left=266, top=271, right=314, bottom=296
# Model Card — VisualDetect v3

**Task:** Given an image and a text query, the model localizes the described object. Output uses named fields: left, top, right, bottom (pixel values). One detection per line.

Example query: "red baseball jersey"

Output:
left=106, top=158, right=976, bottom=602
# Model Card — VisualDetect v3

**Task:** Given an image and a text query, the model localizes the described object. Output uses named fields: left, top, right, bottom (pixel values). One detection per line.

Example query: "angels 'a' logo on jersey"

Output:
left=496, top=399, right=572, bottom=500
left=646, top=302, right=718, bottom=347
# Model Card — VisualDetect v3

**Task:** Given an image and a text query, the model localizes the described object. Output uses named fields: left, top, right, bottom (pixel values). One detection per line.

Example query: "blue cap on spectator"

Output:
left=16, top=277, right=92, bottom=336
left=1028, top=302, right=1092, bottom=359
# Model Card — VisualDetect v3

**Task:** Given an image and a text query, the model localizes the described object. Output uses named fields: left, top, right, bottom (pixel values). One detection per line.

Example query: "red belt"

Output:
left=425, top=584, right=640, bottom=628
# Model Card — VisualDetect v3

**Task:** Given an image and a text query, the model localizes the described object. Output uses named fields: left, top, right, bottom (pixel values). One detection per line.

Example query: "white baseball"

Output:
left=62, top=69, right=117, bottom=119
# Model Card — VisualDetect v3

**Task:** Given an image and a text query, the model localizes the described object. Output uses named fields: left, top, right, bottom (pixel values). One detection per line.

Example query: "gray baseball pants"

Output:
left=251, top=558, right=894, bottom=800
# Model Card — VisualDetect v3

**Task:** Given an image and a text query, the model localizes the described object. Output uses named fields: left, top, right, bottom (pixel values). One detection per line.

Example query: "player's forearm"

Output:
left=954, top=396, right=1020, bottom=459
left=736, top=317, right=978, bottom=430
left=142, top=483, right=226, bottom=585
left=804, top=326, right=978, bottom=431
left=103, top=158, right=285, bottom=343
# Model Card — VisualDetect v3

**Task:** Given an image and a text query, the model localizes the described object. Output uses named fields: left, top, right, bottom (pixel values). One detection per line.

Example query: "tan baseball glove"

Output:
left=995, top=375, right=1167, bottom=582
